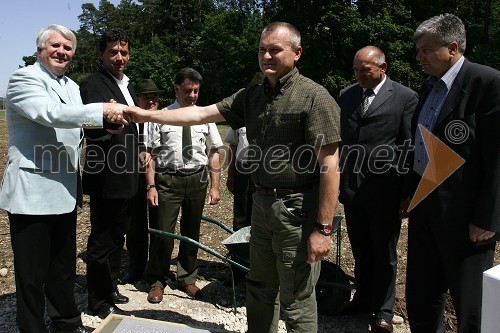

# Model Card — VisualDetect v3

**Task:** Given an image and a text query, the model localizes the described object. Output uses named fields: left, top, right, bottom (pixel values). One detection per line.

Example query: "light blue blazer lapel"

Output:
left=35, top=61, right=71, bottom=104
left=66, top=79, right=84, bottom=106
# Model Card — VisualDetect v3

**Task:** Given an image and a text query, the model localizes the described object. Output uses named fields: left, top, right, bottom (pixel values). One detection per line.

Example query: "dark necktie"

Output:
left=362, top=88, right=374, bottom=114
left=182, top=126, right=192, bottom=164
left=138, top=123, right=145, bottom=144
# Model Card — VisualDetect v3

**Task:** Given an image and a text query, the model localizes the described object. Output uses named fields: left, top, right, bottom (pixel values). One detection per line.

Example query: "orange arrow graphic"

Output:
left=408, top=125, right=465, bottom=212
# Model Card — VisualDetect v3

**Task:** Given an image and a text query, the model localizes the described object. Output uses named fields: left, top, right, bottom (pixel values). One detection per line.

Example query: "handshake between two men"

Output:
left=102, top=103, right=132, bottom=125
left=120, top=103, right=223, bottom=127
left=104, top=103, right=220, bottom=129
left=102, top=104, right=169, bottom=125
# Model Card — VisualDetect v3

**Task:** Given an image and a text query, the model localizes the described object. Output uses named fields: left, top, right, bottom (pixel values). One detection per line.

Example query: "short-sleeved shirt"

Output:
left=149, top=101, right=223, bottom=172
left=216, top=67, right=341, bottom=188
left=224, top=127, right=250, bottom=163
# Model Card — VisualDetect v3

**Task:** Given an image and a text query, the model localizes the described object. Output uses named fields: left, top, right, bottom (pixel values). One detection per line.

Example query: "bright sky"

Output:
left=0, top=0, right=120, bottom=97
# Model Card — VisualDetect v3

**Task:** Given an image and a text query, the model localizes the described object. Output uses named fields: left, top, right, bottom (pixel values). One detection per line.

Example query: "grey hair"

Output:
left=37, top=24, right=77, bottom=51
left=414, top=13, right=466, bottom=54
left=262, top=22, right=301, bottom=51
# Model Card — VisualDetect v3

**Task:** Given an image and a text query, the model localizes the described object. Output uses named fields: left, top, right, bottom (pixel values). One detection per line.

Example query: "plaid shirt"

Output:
left=216, top=67, right=341, bottom=188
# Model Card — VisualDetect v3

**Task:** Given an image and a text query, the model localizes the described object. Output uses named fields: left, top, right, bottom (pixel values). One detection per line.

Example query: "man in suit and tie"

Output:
left=405, top=14, right=500, bottom=333
left=81, top=28, right=150, bottom=319
left=338, top=46, right=418, bottom=333
left=0, top=24, right=127, bottom=333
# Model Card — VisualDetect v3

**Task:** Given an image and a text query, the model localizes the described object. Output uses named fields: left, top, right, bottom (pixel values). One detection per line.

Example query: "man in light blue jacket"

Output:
left=0, top=24, right=127, bottom=333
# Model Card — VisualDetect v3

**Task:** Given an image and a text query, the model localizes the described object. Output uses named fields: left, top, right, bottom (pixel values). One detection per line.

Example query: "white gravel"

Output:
left=0, top=272, right=410, bottom=333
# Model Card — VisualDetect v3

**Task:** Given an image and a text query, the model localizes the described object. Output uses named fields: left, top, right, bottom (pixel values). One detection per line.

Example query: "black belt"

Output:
left=255, top=184, right=312, bottom=196
left=160, top=166, right=205, bottom=177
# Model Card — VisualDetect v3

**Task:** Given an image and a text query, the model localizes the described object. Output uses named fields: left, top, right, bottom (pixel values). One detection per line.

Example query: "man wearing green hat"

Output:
left=122, top=78, right=164, bottom=284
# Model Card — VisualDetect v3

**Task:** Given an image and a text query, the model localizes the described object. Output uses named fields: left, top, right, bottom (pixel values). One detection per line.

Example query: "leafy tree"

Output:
left=471, top=0, right=500, bottom=69
left=20, top=0, right=497, bottom=103
left=126, top=35, right=182, bottom=105
left=409, top=0, right=500, bottom=69
left=78, top=0, right=118, bottom=36
left=185, top=4, right=263, bottom=105
left=22, top=54, right=37, bottom=67
left=263, top=0, right=420, bottom=94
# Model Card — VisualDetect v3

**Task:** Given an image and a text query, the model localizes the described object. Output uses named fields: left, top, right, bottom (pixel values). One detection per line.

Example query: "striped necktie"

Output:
left=362, top=88, right=374, bottom=114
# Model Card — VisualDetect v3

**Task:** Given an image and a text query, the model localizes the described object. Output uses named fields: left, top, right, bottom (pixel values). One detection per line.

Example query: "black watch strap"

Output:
left=314, top=222, right=333, bottom=236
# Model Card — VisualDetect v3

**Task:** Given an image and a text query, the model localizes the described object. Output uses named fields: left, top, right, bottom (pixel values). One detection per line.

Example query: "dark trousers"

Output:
left=232, top=163, right=254, bottom=231
left=86, top=196, right=132, bottom=312
left=9, top=210, right=82, bottom=333
left=126, top=177, right=149, bottom=275
left=146, top=170, right=207, bottom=288
left=406, top=202, right=495, bottom=333
left=344, top=175, right=401, bottom=320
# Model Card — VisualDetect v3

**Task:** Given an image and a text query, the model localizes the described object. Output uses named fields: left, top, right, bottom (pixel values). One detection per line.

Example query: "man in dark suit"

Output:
left=338, top=46, right=418, bottom=333
left=81, top=28, right=150, bottom=319
left=405, top=14, right=500, bottom=333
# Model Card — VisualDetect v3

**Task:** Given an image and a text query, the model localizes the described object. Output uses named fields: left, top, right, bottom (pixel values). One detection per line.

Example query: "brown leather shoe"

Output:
left=147, top=286, right=164, bottom=303
left=181, top=284, right=204, bottom=299
left=372, top=318, right=394, bottom=333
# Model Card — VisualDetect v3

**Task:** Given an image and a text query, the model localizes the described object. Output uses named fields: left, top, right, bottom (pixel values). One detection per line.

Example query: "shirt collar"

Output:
left=37, top=60, right=66, bottom=83
left=169, top=100, right=181, bottom=109
left=427, top=55, right=465, bottom=89
left=109, top=71, right=129, bottom=86
left=363, top=75, right=386, bottom=95
left=263, top=67, right=299, bottom=94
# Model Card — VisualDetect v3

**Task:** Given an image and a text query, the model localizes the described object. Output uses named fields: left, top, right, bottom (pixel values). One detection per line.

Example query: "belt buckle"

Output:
left=256, top=186, right=276, bottom=196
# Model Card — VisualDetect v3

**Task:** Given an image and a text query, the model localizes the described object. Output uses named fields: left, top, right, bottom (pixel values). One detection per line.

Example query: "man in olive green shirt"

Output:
left=125, top=22, right=341, bottom=333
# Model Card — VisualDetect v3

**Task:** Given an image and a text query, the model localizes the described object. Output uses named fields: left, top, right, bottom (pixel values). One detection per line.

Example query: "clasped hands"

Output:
left=103, top=104, right=150, bottom=125
left=103, top=102, right=129, bottom=125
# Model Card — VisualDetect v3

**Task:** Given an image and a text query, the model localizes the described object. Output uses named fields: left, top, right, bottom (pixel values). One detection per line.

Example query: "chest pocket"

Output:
left=192, top=124, right=208, bottom=146
left=264, top=113, right=304, bottom=147
left=159, top=125, right=178, bottom=146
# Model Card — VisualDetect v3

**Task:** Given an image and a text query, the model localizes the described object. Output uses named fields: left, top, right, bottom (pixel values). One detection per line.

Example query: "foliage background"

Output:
left=22, top=0, right=499, bottom=104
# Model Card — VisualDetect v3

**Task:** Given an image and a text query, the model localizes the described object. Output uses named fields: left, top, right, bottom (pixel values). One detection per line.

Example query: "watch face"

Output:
left=315, top=223, right=333, bottom=235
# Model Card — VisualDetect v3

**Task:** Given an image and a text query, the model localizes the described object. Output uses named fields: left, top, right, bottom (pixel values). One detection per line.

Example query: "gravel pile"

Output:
left=0, top=266, right=410, bottom=333
left=0, top=201, right=411, bottom=332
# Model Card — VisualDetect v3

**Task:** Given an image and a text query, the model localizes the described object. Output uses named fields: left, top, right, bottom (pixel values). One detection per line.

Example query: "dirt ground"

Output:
left=0, top=117, right=498, bottom=332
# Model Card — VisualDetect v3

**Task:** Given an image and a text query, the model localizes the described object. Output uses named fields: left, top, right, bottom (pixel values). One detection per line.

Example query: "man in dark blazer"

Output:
left=81, top=28, right=149, bottom=319
left=338, top=46, right=418, bottom=333
left=405, top=14, right=500, bottom=333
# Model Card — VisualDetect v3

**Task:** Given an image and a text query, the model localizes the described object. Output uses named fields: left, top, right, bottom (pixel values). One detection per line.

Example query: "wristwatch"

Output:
left=146, top=184, right=156, bottom=190
left=314, top=222, right=333, bottom=236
